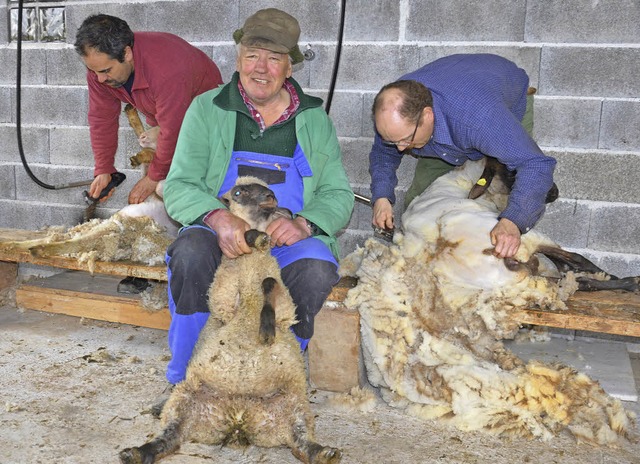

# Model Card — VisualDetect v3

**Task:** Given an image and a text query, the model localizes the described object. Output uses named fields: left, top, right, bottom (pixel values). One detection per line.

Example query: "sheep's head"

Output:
left=468, top=157, right=559, bottom=209
left=220, top=176, right=292, bottom=231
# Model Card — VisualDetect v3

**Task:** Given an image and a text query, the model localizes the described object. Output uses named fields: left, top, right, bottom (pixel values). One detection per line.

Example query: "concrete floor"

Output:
left=1, top=305, right=639, bottom=464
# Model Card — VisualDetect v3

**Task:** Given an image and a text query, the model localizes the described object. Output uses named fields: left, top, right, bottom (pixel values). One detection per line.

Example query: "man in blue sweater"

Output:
left=368, top=53, right=556, bottom=259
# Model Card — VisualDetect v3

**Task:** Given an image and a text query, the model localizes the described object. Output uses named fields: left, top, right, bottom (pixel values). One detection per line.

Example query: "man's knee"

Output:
left=282, top=258, right=338, bottom=294
left=167, top=227, right=220, bottom=273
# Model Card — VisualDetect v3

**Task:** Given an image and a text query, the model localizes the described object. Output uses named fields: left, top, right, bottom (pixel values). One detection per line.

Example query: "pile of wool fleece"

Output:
left=342, top=160, right=634, bottom=445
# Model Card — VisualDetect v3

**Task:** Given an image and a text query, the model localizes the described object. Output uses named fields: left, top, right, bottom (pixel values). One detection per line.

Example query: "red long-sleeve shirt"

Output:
left=86, top=32, right=223, bottom=181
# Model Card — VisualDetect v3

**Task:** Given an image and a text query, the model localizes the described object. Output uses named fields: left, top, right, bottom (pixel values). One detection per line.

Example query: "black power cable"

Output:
left=15, top=0, right=93, bottom=190
left=324, top=0, right=346, bottom=114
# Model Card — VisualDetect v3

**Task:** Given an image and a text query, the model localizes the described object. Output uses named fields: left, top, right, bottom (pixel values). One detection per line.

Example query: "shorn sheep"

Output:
left=0, top=104, right=178, bottom=272
left=119, top=177, right=343, bottom=464
left=342, top=158, right=637, bottom=445
left=0, top=181, right=177, bottom=273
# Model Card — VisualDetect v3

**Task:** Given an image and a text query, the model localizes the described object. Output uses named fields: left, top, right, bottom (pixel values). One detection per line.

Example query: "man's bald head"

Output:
left=372, top=80, right=433, bottom=125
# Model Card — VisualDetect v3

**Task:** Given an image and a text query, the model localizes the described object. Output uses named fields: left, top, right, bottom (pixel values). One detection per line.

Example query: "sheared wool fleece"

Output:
left=0, top=189, right=177, bottom=272
left=342, top=159, right=635, bottom=446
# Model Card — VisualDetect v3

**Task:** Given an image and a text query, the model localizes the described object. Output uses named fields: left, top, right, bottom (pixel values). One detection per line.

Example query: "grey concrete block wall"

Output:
left=533, top=98, right=601, bottom=149
left=540, top=47, right=640, bottom=98
left=525, top=1, right=640, bottom=43
left=1, top=0, right=640, bottom=277
left=407, top=1, right=527, bottom=41
left=601, top=100, right=640, bottom=151
left=0, top=87, right=10, bottom=123
left=12, top=86, right=88, bottom=126
left=0, top=165, right=15, bottom=200
left=549, top=150, right=640, bottom=204
left=0, top=126, right=49, bottom=163
left=0, top=48, right=47, bottom=85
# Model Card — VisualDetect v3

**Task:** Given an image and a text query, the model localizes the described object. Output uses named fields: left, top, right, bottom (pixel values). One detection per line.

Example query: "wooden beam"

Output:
left=15, top=272, right=170, bottom=330
left=16, top=285, right=170, bottom=330
left=512, top=290, right=640, bottom=337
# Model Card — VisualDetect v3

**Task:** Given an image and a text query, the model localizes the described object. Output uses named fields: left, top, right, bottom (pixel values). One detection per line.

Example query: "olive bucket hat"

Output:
left=233, top=8, right=304, bottom=65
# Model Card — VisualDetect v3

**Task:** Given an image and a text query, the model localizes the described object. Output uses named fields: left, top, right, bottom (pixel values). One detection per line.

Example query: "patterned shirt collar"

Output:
left=237, top=79, right=300, bottom=132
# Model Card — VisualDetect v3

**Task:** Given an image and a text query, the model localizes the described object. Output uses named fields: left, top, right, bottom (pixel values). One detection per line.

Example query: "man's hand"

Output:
left=205, top=209, right=252, bottom=258
left=372, top=198, right=394, bottom=230
left=128, top=176, right=158, bottom=204
left=266, top=216, right=311, bottom=247
left=89, top=173, right=114, bottom=202
left=490, top=218, right=521, bottom=258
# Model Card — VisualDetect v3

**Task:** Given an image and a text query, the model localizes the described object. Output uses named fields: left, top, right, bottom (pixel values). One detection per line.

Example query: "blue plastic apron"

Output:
left=217, top=144, right=338, bottom=268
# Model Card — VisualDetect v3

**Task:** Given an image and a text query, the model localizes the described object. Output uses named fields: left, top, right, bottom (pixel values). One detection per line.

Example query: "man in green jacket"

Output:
left=162, top=8, right=354, bottom=385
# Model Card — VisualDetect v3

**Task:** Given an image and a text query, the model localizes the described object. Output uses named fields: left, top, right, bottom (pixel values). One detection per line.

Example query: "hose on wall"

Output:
left=324, top=0, right=346, bottom=115
left=15, top=0, right=93, bottom=190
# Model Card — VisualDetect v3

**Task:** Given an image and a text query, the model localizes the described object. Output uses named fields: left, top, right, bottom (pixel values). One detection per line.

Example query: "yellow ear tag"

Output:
left=476, top=178, right=487, bottom=186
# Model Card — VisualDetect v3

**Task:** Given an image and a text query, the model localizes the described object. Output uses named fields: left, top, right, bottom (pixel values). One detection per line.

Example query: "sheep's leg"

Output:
left=291, top=418, right=343, bottom=464
left=245, top=229, right=270, bottom=251
left=537, top=245, right=611, bottom=276
left=538, top=245, right=640, bottom=292
left=119, top=421, right=181, bottom=464
left=468, top=160, right=499, bottom=200
left=575, top=276, right=640, bottom=292
left=259, top=277, right=277, bottom=345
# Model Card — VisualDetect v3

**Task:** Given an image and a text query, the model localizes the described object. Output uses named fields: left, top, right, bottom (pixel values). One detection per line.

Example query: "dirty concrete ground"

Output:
left=1, top=305, right=639, bottom=464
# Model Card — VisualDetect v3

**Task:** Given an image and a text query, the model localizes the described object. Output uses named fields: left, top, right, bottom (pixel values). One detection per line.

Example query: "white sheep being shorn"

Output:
left=0, top=104, right=179, bottom=272
left=0, top=182, right=178, bottom=273
left=119, top=177, right=342, bottom=464
left=343, top=158, right=637, bottom=445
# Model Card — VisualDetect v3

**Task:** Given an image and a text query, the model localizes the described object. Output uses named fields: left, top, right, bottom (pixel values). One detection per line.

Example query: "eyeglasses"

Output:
left=381, top=112, right=421, bottom=149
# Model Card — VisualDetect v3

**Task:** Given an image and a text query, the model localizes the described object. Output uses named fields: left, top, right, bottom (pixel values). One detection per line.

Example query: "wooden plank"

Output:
left=0, top=251, right=167, bottom=280
left=0, top=261, right=17, bottom=290
left=3, top=223, right=640, bottom=338
left=0, top=228, right=49, bottom=241
left=512, top=290, right=640, bottom=337
left=16, top=272, right=170, bottom=330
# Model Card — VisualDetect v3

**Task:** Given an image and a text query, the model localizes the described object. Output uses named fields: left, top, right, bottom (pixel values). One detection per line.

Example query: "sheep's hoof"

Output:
left=245, top=229, right=270, bottom=251
left=254, top=233, right=271, bottom=251
left=119, top=447, right=151, bottom=464
left=150, top=397, right=168, bottom=419
left=292, top=444, right=343, bottom=464
left=311, top=446, right=343, bottom=464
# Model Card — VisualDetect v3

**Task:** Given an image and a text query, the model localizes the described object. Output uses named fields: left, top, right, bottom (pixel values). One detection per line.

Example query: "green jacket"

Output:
left=164, top=78, right=354, bottom=258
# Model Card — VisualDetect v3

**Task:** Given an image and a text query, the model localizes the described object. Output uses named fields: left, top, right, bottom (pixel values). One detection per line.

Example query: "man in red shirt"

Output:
left=74, top=14, right=223, bottom=204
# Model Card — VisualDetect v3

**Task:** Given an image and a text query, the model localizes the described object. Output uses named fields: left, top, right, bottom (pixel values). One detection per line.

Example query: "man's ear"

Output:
left=286, top=60, right=293, bottom=79
left=124, top=46, right=134, bottom=63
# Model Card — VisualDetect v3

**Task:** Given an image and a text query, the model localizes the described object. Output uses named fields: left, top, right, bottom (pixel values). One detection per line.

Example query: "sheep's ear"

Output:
left=276, top=207, right=293, bottom=220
